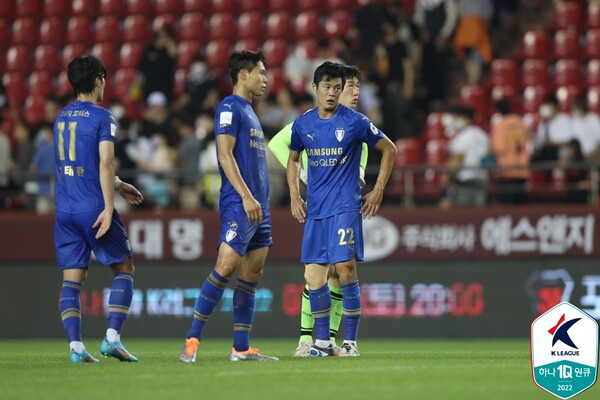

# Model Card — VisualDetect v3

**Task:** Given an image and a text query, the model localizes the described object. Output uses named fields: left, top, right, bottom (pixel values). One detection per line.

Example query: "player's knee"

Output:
left=111, top=257, right=135, bottom=275
left=304, top=269, right=327, bottom=289
left=336, top=263, right=358, bottom=284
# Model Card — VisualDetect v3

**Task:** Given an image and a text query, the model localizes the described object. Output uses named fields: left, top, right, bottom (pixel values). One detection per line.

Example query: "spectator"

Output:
left=570, top=98, right=600, bottom=162
left=440, top=106, right=490, bottom=208
left=30, top=123, right=55, bottom=213
left=12, top=124, right=35, bottom=185
left=350, top=0, right=387, bottom=60
left=173, top=56, right=219, bottom=122
left=453, top=0, right=493, bottom=85
left=140, top=91, right=178, bottom=147
left=138, top=23, right=177, bottom=101
left=0, top=116, right=10, bottom=190
left=558, top=139, right=589, bottom=203
left=490, top=99, right=530, bottom=204
left=533, top=95, right=571, bottom=163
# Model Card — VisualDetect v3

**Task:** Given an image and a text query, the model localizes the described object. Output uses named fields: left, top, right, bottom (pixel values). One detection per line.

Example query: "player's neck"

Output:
left=318, top=105, right=339, bottom=120
left=232, top=85, right=253, bottom=103
left=77, top=94, right=97, bottom=104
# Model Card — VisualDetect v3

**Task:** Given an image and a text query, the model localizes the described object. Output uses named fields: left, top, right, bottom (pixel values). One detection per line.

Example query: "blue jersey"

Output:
left=53, top=100, right=117, bottom=214
left=290, top=105, right=384, bottom=219
left=214, top=94, right=270, bottom=211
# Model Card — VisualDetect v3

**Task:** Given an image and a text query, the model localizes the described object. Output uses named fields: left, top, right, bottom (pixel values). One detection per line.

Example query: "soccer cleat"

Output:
left=70, top=349, right=99, bottom=363
left=308, top=344, right=335, bottom=357
left=293, top=340, right=313, bottom=357
left=339, top=342, right=359, bottom=357
left=229, top=347, right=279, bottom=361
left=179, top=338, right=200, bottom=363
left=100, top=338, right=138, bottom=362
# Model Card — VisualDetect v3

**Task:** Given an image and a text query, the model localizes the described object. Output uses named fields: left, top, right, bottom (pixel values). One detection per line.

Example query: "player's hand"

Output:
left=117, top=182, right=144, bottom=205
left=290, top=195, right=306, bottom=223
left=243, top=194, right=263, bottom=224
left=93, top=208, right=113, bottom=239
left=361, top=187, right=384, bottom=219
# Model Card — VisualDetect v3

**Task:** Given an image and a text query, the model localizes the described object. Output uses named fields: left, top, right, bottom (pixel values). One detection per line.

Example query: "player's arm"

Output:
left=361, top=135, right=396, bottom=219
left=359, top=142, right=369, bottom=187
left=93, top=141, right=116, bottom=239
left=287, top=149, right=306, bottom=223
left=216, top=134, right=262, bottom=224
left=114, top=176, right=143, bottom=205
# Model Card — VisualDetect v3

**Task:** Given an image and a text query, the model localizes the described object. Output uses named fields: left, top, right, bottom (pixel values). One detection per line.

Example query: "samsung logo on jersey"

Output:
left=60, top=110, right=91, bottom=117
left=306, top=147, right=344, bottom=157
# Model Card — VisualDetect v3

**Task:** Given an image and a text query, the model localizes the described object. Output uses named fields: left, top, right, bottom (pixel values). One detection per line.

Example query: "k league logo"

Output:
left=531, top=302, right=599, bottom=399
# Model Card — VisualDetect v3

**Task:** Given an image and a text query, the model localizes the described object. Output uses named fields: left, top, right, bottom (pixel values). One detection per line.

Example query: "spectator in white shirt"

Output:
left=570, top=98, right=600, bottom=161
left=534, top=95, right=571, bottom=162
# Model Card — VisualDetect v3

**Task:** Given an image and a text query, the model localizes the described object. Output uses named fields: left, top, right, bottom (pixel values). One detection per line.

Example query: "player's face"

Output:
left=247, top=61, right=268, bottom=98
left=314, top=77, right=343, bottom=113
left=339, top=77, right=360, bottom=109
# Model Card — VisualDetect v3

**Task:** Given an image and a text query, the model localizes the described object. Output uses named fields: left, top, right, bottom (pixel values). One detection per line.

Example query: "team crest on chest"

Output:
left=335, top=127, right=345, bottom=142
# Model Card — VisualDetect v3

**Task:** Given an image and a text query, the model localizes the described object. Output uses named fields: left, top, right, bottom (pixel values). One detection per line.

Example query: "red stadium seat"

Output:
left=298, top=0, right=323, bottom=11
left=183, top=0, right=208, bottom=13
left=589, top=2, right=600, bottom=29
left=126, top=0, right=153, bottom=15
left=554, top=1, right=581, bottom=30
left=39, top=17, right=65, bottom=45
left=71, top=0, right=99, bottom=16
left=491, top=85, right=518, bottom=113
left=155, top=0, right=181, bottom=14
left=269, top=0, right=295, bottom=11
left=295, top=12, right=321, bottom=39
left=179, top=13, right=206, bottom=42
left=459, top=85, right=487, bottom=116
left=554, top=59, right=580, bottom=88
left=240, top=0, right=265, bottom=12
left=16, top=0, right=41, bottom=18
left=326, top=0, right=355, bottom=10
left=421, top=139, right=447, bottom=199
left=12, top=18, right=37, bottom=46
left=6, top=46, right=31, bottom=73
left=266, top=12, right=292, bottom=39
left=556, top=85, right=580, bottom=112
left=238, top=12, right=263, bottom=40
left=43, top=0, right=68, bottom=17
left=0, top=2, right=14, bottom=18
left=123, top=15, right=150, bottom=43
left=24, top=95, right=46, bottom=126
left=423, top=112, right=445, bottom=141
left=425, top=139, right=447, bottom=165
left=522, top=30, right=549, bottom=59
left=119, top=42, right=144, bottom=68
left=67, top=16, right=93, bottom=46
left=2, top=72, right=26, bottom=105
left=56, top=71, right=73, bottom=97
left=28, top=71, right=53, bottom=97
left=34, top=44, right=60, bottom=73
left=263, top=39, right=287, bottom=67
left=325, top=11, right=351, bottom=38
left=295, top=39, right=318, bottom=59
left=522, top=85, right=548, bottom=113
left=395, top=138, right=421, bottom=166
left=205, top=40, right=231, bottom=70
left=209, top=13, right=236, bottom=41
left=586, top=60, right=600, bottom=86
left=234, top=39, right=260, bottom=52
left=62, top=44, right=87, bottom=70
left=522, top=59, right=549, bottom=87
left=153, top=14, right=177, bottom=33
left=553, top=29, right=579, bottom=59
left=91, top=43, right=118, bottom=72
left=0, top=19, right=10, bottom=47
left=0, top=52, right=5, bottom=72
left=585, top=29, right=600, bottom=59
left=266, top=67, right=285, bottom=95
left=587, top=86, right=600, bottom=112
left=99, top=0, right=124, bottom=16
left=490, top=59, right=517, bottom=87
left=211, top=0, right=236, bottom=13
left=95, top=16, right=121, bottom=44
left=176, top=40, right=201, bottom=69
left=113, top=68, right=140, bottom=99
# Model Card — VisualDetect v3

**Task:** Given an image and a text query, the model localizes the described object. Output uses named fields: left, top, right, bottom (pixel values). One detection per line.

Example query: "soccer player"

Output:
left=268, top=65, right=369, bottom=356
left=54, top=55, right=144, bottom=363
left=179, top=50, right=278, bottom=363
left=287, top=62, right=397, bottom=357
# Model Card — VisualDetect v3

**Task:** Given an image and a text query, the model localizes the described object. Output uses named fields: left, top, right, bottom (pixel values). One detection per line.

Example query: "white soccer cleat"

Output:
left=339, top=342, right=359, bottom=357
left=293, top=341, right=313, bottom=357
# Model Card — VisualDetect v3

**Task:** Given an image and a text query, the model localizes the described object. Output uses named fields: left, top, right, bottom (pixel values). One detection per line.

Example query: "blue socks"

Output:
left=60, top=280, right=82, bottom=343
left=107, top=272, right=134, bottom=334
left=187, top=270, right=229, bottom=339
left=342, top=281, right=361, bottom=341
left=233, top=278, right=257, bottom=352
left=309, top=283, right=331, bottom=342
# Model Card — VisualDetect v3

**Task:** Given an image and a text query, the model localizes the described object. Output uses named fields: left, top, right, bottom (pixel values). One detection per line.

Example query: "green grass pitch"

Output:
left=0, top=339, right=597, bottom=400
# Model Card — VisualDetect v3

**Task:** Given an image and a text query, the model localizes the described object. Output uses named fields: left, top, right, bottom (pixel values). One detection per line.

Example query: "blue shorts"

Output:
left=54, top=209, right=133, bottom=269
left=218, top=204, right=272, bottom=257
left=301, top=211, right=364, bottom=264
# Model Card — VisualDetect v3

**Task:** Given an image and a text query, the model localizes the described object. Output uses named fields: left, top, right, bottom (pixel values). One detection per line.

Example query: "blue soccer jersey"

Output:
left=53, top=100, right=117, bottom=214
left=290, top=105, right=384, bottom=219
left=214, top=94, right=270, bottom=211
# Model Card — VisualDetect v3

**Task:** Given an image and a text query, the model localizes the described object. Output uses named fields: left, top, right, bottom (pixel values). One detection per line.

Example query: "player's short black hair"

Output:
left=228, top=50, right=265, bottom=85
left=543, top=94, right=559, bottom=107
left=67, top=55, right=107, bottom=96
left=340, top=65, right=361, bottom=82
left=313, top=61, right=346, bottom=88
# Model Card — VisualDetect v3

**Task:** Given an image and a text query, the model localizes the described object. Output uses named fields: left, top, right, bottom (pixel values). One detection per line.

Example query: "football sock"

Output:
left=232, top=278, right=257, bottom=352
left=187, top=270, right=229, bottom=339
left=69, top=341, right=85, bottom=354
left=329, top=286, right=343, bottom=342
left=107, top=272, right=134, bottom=334
left=309, top=283, right=331, bottom=342
left=106, top=328, right=120, bottom=342
left=299, top=284, right=313, bottom=342
left=60, top=280, right=82, bottom=343
left=342, top=281, right=361, bottom=341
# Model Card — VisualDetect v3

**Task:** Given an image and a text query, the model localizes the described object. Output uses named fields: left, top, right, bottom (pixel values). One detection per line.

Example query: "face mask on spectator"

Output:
left=539, top=104, right=553, bottom=119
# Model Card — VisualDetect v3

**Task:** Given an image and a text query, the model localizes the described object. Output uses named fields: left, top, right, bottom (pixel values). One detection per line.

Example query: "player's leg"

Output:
left=180, top=242, right=240, bottom=362
left=305, top=263, right=334, bottom=356
left=294, top=282, right=314, bottom=356
left=327, top=266, right=343, bottom=351
left=335, top=259, right=361, bottom=356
